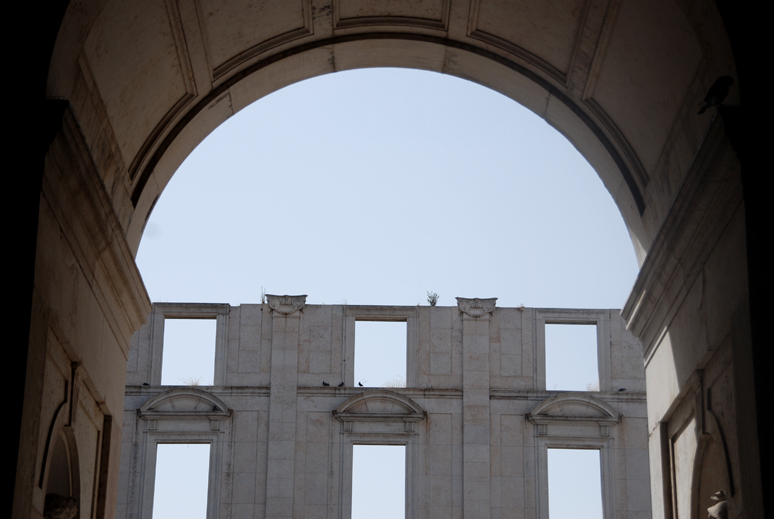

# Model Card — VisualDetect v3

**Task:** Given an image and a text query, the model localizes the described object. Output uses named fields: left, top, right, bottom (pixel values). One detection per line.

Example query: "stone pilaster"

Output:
left=457, top=297, right=497, bottom=519
left=264, top=295, right=306, bottom=519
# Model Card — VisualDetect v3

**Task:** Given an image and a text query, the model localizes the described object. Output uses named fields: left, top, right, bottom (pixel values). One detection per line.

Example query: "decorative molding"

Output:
left=706, top=387, right=735, bottom=495
left=580, top=0, right=620, bottom=101
left=467, top=0, right=567, bottom=86
left=38, top=380, right=70, bottom=488
left=333, top=0, right=450, bottom=31
left=298, top=387, right=461, bottom=398
left=531, top=393, right=619, bottom=519
left=490, top=389, right=646, bottom=402
left=456, top=297, right=497, bottom=318
left=582, top=97, right=648, bottom=189
left=210, top=0, right=314, bottom=80
left=45, top=108, right=152, bottom=353
left=622, top=114, right=741, bottom=361
left=578, top=0, right=649, bottom=191
left=466, top=0, right=593, bottom=86
left=139, top=387, right=231, bottom=420
left=75, top=54, right=128, bottom=183
left=526, top=393, right=621, bottom=428
left=131, top=33, right=646, bottom=215
left=266, top=294, right=307, bottom=315
left=335, top=390, right=423, bottom=517
left=333, top=390, right=426, bottom=425
left=131, top=386, right=230, bottom=519
left=565, top=0, right=611, bottom=98
left=127, top=0, right=198, bottom=183
left=125, top=386, right=271, bottom=397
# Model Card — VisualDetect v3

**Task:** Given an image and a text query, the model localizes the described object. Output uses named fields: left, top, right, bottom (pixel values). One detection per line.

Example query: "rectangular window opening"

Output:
left=153, top=443, right=211, bottom=519
left=354, top=321, right=407, bottom=388
left=161, top=318, right=217, bottom=386
left=547, top=448, right=603, bottom=519
left=352, top=445, right=405, bottom=519
left=545, top=323, right=599, bottom=391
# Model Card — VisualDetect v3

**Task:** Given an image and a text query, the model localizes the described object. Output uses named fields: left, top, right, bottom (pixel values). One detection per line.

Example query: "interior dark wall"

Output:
left=11, top=2, right=71, bottom=509
left=713, top=0, right=769, bottom=508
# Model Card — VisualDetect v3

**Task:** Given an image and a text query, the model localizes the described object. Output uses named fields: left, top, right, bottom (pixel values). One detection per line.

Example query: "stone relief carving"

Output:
left=266, top=294, right=307, bottom=315
left=456, top=297, right=497, bottom=318
left=707, top=490, right=728, bottom=519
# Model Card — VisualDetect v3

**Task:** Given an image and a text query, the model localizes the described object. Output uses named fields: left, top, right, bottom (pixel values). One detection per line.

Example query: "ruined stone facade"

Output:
left=118, top=298, right=650, bottom=518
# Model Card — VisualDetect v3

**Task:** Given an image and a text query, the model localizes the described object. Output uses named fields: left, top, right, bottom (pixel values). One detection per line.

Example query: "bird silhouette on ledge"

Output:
left=698, top=76, right=733, bottom=114
left=322, top=381, right=329, bottom=386
left=338, top=382, right=345, bottom=387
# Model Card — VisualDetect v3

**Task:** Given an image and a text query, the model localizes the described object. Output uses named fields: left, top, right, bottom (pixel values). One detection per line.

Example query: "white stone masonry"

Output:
left=118, top=300, right=650, bottom=519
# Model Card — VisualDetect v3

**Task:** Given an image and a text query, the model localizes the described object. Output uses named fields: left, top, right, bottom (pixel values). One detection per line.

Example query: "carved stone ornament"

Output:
left=266, top=294, right=307, bottom=315
left=707, top=490, right=728, bottom=519
left=456, top=297, right=497, bottom=318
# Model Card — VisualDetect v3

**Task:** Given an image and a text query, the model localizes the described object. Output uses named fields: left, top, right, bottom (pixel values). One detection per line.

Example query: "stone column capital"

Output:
left=456, top=297, right=497, bottom=318
left=266, top=294, right=307, bottom=316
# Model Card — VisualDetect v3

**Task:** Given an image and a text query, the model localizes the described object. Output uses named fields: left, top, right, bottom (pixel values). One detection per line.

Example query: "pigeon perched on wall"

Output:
left=322, top=381, right=329, bottom=386
left=338, top=382, right=345, bottom=387
left=698, top=76, right=734, bottom=114
left=358, top=382, right=363, bottom=387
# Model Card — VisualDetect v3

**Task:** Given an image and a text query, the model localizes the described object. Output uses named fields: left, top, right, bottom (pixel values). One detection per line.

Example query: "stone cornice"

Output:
left=621, top=116, right=743, bottom=362
left=44, top=107, right=152, bottom=355
left=622, top=114, right=742, bottom=361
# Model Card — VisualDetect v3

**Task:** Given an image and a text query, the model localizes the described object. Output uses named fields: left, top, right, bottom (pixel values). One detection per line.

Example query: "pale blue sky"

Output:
left=137, top=68, right=637, bottom=309
left=142, top=67, right=637, bottom=519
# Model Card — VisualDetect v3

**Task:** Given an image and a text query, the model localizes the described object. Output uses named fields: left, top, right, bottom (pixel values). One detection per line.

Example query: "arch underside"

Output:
left=47, top=0, right=737, bottom=263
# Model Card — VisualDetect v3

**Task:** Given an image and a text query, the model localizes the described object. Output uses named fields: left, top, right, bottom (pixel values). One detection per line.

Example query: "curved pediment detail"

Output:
left=527, top=394, right=619, bottom=425
left=139, top=388, right=230, bottom=418
left=333, top=390, right=425, bottom=423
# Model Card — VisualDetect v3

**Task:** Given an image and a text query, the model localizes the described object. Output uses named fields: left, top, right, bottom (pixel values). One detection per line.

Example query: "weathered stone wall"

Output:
left=118, top=298, right=650, bottom=519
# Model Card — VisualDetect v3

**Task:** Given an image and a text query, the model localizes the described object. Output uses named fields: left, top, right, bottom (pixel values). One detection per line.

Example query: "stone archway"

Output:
left=14, top=2, right=763, bottom=519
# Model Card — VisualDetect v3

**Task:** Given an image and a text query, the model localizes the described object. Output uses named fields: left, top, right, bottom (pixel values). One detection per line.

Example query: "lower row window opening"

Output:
left=352, top=444, right=406, bottom=519
left=152, top=443, right=211, bottom=519
left=547, top=448, right=603, bottom=519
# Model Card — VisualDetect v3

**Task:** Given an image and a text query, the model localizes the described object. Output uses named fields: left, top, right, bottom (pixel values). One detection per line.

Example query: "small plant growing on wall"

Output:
left=181, top=376, right=202, bottom=386
left=426, top=291, right=439, bottom=306
left=384, top=375, right=406, bottom=388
